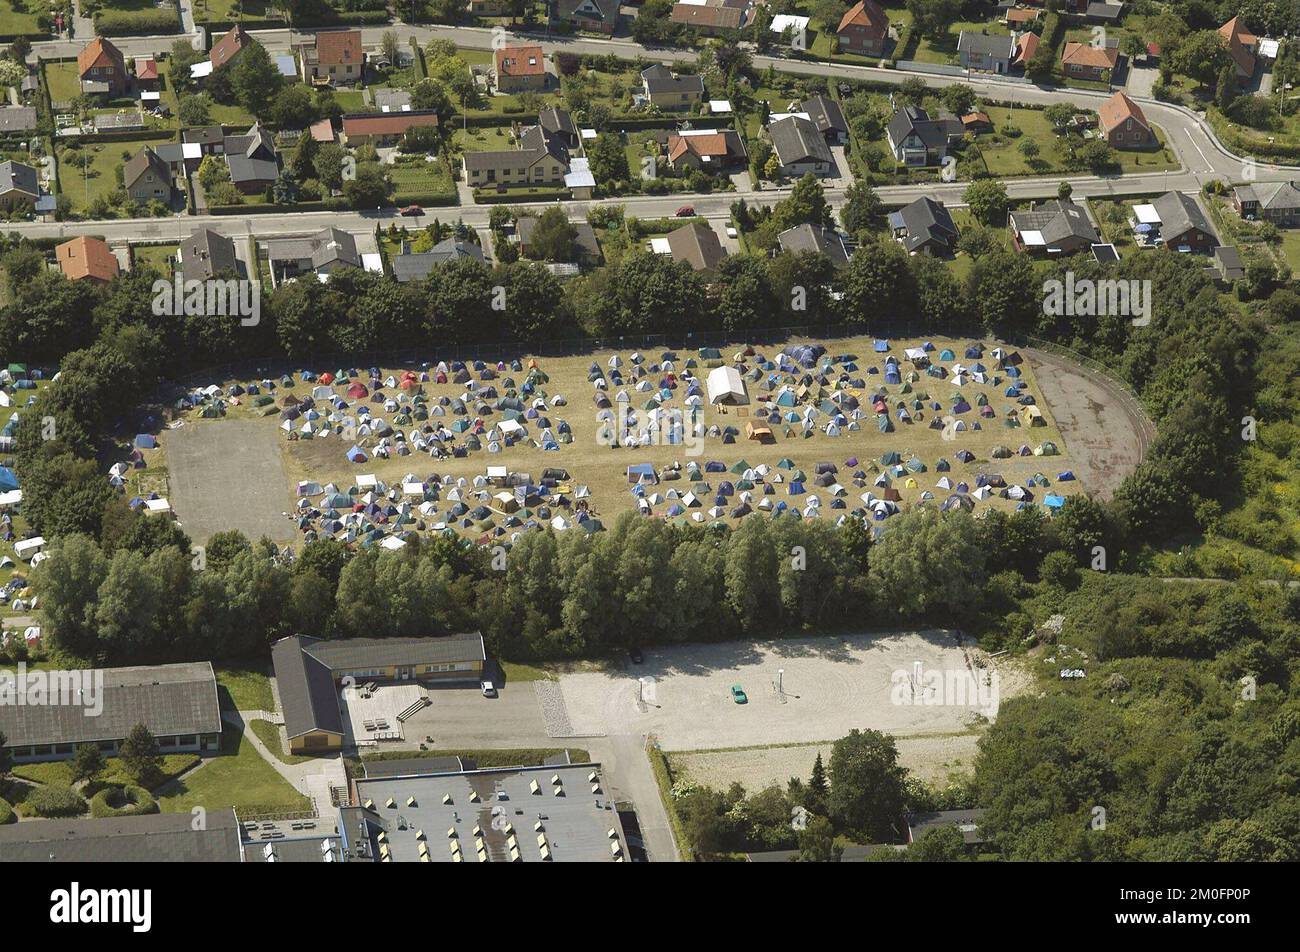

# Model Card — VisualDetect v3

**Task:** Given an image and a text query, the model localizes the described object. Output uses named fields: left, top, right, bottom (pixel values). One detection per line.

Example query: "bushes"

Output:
left=0, top=797, right=14, bottom=825
left=25, top=784, right=87, bottom=818
left=90, top=784, right=159, bottom=818
left=94, top=9, right=180, bottom=35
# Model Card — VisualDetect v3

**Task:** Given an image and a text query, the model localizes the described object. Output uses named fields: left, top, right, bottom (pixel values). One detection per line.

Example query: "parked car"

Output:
left=629, top=646, right=644, bottom=664
left=399, top=205, right=424, bottom=217
left=675, top=205, right=695, bottom=217
left=481, top=680, right=497, bottom=697
left=730, top=683, right=747, bottom=704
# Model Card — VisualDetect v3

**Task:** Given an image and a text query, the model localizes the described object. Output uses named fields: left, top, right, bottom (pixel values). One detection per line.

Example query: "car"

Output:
left=481, top=680, right=497, bottom=697
left=730, top=684, right=747, bottom=704
left=725, top=225, right=738, bottom=239
left=675, top=205, right=695, bottom=217
left=629, top=646, right=644, bottom=664
left=399, top=205, right=424, bottom=217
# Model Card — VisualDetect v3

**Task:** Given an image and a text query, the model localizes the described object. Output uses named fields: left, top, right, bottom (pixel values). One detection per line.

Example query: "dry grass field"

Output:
left=165, top=335, right=1088, bottom=540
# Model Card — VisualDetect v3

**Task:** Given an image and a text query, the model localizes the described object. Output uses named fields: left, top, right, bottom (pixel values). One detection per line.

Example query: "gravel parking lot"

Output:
left=558, top=631, right=1008, bottom=751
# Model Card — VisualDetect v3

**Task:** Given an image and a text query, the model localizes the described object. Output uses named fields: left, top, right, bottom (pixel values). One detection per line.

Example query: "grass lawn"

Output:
left=189, top=0, right=281, bottom=24
left=501, top=661, right=556, bottom=682
left=1277, top=229, right=1300, bottom=274
left=910, top=18, right=1007, bottom=65
left=1087, top=198, right=1143, bottom=253
left=10, top=754, right=199, bottom=790
left=214, top=665, right=275, bottom=712
left=56, top=134, right=175, bottom=216
left=972, top=107, right=1177, bottom=178
left=44, top=61, right=81, bottom=105
left=159, top=726, right=310, bottom=817
left=389, top=159, right=456, bottom=202
left=133, top=242, right=179, bottom=273
left=0, top=0, right=42, bottom=34
left=453, top=125, right=515, bottom=153
left=248, top=719, right=316, bottom=765
left=333, top=90, right=367, bottom=113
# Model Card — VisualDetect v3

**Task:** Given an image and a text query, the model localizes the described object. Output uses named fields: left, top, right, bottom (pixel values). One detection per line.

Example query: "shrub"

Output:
left=26, top=785, right=87, bottom=818
left=94, top=9, right=180, bottom=35
left=0, top=798, right=14, bottom=825
left=90, top=784, right=158, bottom=818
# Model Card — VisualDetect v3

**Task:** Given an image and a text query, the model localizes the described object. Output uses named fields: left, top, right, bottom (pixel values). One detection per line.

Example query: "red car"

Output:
left=675, top=205, right=695, bottom=217
left=398, top=205, right=424, bottom=217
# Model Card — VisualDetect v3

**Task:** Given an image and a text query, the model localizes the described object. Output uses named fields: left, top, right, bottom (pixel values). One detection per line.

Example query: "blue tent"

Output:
left=0, top=467, right=17, bottom=492
left=1044, top=494, right=1066, bottom=509
left=873, top=340, right=889, bottom=352
left=134, top=433, right=157, bottom=449
left=346, top=446, right=367, bottom=463
left=1056, top=471, right=1076, bottom=481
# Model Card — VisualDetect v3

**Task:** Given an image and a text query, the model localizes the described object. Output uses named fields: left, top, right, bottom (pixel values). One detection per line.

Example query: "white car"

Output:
left=481, top=680, right=497, bottom=697
left=725, top=226, right=738, bottom=239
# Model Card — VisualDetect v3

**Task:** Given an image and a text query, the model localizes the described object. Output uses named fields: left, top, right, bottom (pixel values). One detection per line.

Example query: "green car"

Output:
left=730, top=684, right=747, bottom=704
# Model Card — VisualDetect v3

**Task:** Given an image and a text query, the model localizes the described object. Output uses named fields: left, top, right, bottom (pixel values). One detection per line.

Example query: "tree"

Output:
left=71, top=743, right=106, bottom=785
left=774, top=173, right=832, bottom=230
left=119, top=723, right=162, bottom=786
left=963, top=177, right=1009, bottom=226
left=867, top=507, right=987, bottom=619
left=399, top=125, right=439, bottom=154
left=177, top=93, right=212, bottom=126
left=1057, top=180, right=1073, bottom=200
left=906, top=0, right=963, bottom=42
left=231, top=41, right=283, bottom=116
left=827, top=729, right=908, bottom=841
left=1216, top=63, right=1238, bottom=110
left=343, top=164, right=392, bottom=209
left=1171, top=31, right=1233, bottom=90
left=522, top=206, right=578, bottom=262
left=586, top=131, right=629, bottom=185
left=410, top=78, right=452, bottom=116
left=807, top=752, right=829, bottom=816
left=907, top=825, right=969, bottom=861
left=940, top=83, right=977, bottom=117
left=314, top=143, right=346, bottom=191
left=797, top=815, right=842, bottom=861
left=269, top=83, right=317, bottom=129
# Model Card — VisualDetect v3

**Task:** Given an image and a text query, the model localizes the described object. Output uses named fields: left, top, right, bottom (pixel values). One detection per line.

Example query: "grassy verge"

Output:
left=647, top=741, right=691, bottom=861
left=159, top=727, right=310, bottom=816
left=248, top=719, right=315, bottom=765
left=214, top=665, right=274, bottom=712
left=361, top=747, right=590, bottom=769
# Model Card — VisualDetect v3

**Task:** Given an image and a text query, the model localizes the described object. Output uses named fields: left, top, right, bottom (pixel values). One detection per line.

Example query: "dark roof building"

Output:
left=0, top=159, right=40, bottom=204
left=905, top=808, right=987, bottom=845
left=1009, top=198, right=1099, bottom=255
left=538, top=105, right=579, bottom=147
left=1152, top=190, right=1217, bottom=250
left=391, top=237, right=486, bottom=283
left=0, top=810, right=243, bottom=862
left=768, top=114, right=834, bottom=171
left=890, top=196, right=960, bottom=255
left=665, top=220, right=728, bottom=272
left=224, top=122, right=279, bottom=190
left=1209, top=244, right=1245, bottom=283
left=180, top=227, right=240, bottom=281
left=777, top=222, right=850, bottom=267
left=803, top=94, right=849, bottom=142
left=0, top=106, right=37, bottom=134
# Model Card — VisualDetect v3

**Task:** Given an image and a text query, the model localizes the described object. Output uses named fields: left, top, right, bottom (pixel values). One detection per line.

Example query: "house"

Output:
left=373, top=88, right=412, bottom=113
left=1151, top=190, right=1217, bottom=252
left=272, top=632, right=487, bottom=754
left=0, top=661, right=221, bottom=763
left=183, top=125, right=226, bottom=155
left=77, top=36, right=128, bottom=96
left=55, top=236, right=120, bottom=284
left=665, top=220, right=727, bottom=272
left=0, top=160, right=39, bottom=213
left=641, top=64, right=705, bottom=109
left=539, top=105, right=580, bottom=149
left=961, top=111, right=993, bottom=133
left=1061, top=40, right=1119, bottom=81
left=777, top=223, right=850, bottom=268
left=905, top=809, right=987, bottom=846
left=0, top=810, right=243, bottom=862
left=0, top=106, right=37, bottom=137
left=266, top=227, right=362, bottom=284
left=133, top=57, right=160, bottom=90
left=494, top=44, right=547, bottom=93
left=310, top=117, right=337, bottom=143
left=1233, top=181, right=1300, bottom=225
left=889, top=196, right=960, bottom=255
left=391, top=237, right=486, bottom=283
left=957, top=31, right=1017, bottom=73
left=1013, top=32, right=1040, bottom=69
left=1004, top=7, right=1040, bottom=27
left=462, top=129, right=569, bottom=190
left=180, top=228, right=240, bottom=281
left=836, top=0, right=890, bottom=57
left=123, top=146, right=173, bottom=203
left=669, top=0, right=752, bottom=35
left=1098, top=90, right=1156, bottom=148
left=555, top=0, right=619, bottom=34
left=223, top=122, right=280, bottom=193
left=886, top=105, right=963, bottom=167
left=769, top=115, right=834, bottom=177
left=210, top=23, right=252, bottom=71
left=1207, top=245, right=1245, bottom=284
left=1219, top=16, right=1258, bottom=78
left=1009, top=199, right=1100, bottom=255
left=666, top=129, right=748, bottom=172
left=301, top=29, right=365, bottom=86
left=1085, top=2, right=1125, bottom=24
left=804, top=94, right=849, bottom=144
left=341, top=110, right=440, bottom=147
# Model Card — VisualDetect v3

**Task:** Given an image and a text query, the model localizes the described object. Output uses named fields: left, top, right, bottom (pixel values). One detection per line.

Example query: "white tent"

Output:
left=706, top=366, right=749, bottom=405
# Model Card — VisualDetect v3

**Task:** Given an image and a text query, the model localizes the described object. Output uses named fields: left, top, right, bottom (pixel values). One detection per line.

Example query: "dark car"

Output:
left=629, top=647, right=644, bottom=664
left=675, top=205, right=695, bottom=217
left=399, top=205, right=424, bottom=217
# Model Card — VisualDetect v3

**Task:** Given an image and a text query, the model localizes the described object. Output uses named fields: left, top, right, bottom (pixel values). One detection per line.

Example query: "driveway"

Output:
left=1127, top=63, right=1160, bottom=99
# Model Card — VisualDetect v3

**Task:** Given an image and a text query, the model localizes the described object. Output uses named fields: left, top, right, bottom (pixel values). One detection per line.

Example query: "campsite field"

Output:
left=156, top=335, right=1131, bottom=544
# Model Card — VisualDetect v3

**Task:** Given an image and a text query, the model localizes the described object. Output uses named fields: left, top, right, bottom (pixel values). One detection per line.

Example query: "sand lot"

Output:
left=557, top=631, right=1010, bottom=751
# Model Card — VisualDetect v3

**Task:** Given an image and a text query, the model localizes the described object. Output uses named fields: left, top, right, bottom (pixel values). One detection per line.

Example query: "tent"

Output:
left=706, top=366, right=749, bottom=406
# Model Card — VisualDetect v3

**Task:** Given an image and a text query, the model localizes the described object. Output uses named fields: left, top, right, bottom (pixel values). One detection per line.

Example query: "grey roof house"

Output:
left=539, top=105, right=580, bottom=148
left=1010, top=198, right=1100, bottom=255
left=0, top=106, right=37, bottom=135
left=180, top=227, right=240, bottom=281
left=803, top=94, right=849, bottom=143
left=123, top=145, right=174, bottom=203
left=391, top=236, right=486, bottom=283
left=0, top=159, right=40, bottom=211
left=1151, top=190, right=1217, bottom=251
left=1233, top=180, right=1300, bottom=226
left=768, top=114, right=834, bottom=177
left=886, top=105, right=963, bottom=167
left=223, top=122, right=280, bottom=193
left=890, top=196, right=960, bottom=255
left=266, top=226, right=361, bottom=284
left=0, top=810, right=244, bottom=862
left=777, top=222, right=850, bottom=267
left=957, top=31, right=1017, bottom=73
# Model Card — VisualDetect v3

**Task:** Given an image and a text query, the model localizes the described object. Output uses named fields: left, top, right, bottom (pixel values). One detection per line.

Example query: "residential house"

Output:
left=266, top=227, right=362, bottom=285
left=391, top=237, right=486, bottom=283
left=0, top=160, right=39, bottom=213
left=301, top=29, right=365, bottom=86
left=183, top=125, right=226, bottom=155
left=539, top=105, right=580, bottom=149
left=77, top=36, right=128, bottom=97
left=641, top=64, right=705, bottom=110
left=836, top=0, right=890, bottom=57
left=1013, top=32, right=1040, bottom=69
left=1009, top=199, right=1100, bottom=255
left=180, top=228, right=241, bottom=282
left=210, top=23, right=252, bottom=72
left=961, top=111, right=993, bottom=134
left=1098, top=90, right=1156, bottom=149
left=670, top=0, right=752, bottom=35
left=1219, top=16, right=1258, bottom=78
left=0, top=106, right=37, bottom=137
left=0, top=661, right=221, bottom=763
left=494, top=44, right=548, bottom=93
left=957, top=31, right=1017, bottom=74
left=905, top=809, right=987, bottom=846
left=133, top=57, right=160, bottom=90
left=665, top=128, right=748, bottom=172
left=665, top=220, right=727, bottom=272
left=1233, top=181, right=1300, bottom=226
left=223, top=123, right=280, bottom=193
left=890, top=196, right=960, bottom=256
left=123, top=146, right=173, bottom=203
left=373, top=88, right=412, bottom=112
left=1085, top=2, right=1125, bottom=25
left=804, top=94, right=849, bottom=144
left=55, top=236, right=120, bottom=284
left=555, top=0, right=619, bottom=35
left=462, top=127, right=569, bottom=190
left=777, top=223, right=849, bottom=268
left=770, top=14, right=810, bottom=49
left=768, top=115, right=834, bottom=177
left=1207, top=245, right=1245, bottom=284
left=1151, top=190, right=1217, bottom=252
left=1061, top=40, right=1119, bottom=81
left=886, top=105, right=963, bottom=167
left=341, top=110, right=440, bottom=147
left=1004, top=7, right=1040, bottom=27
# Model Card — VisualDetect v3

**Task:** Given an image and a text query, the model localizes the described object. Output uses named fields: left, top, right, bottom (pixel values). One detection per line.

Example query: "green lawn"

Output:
left=56, top=135, right=174, bottom=216
left=214, top=665, right=275, bottom=712
left=10, top=754, right=199, bottom=789
left=44, top=61, right=81, bottom=105
left=1277, top=229, right=1300, bottom=274
left=971, top=106, right=1177, bottom=178
left=910, top=17, right=1007, bottom=65
left=501, top=661, right=556, bottom=682
left=389, top=159, right=456, bottom=202
left=453, top=125, right=515, bottom=153
left=132, top=243, right=179, bottom=274
left=248, top=719, right=316, bottom=765
left=189, top=0, right=281, bottom=25
left=0, top=0, right=42, bottom=34
left=159, top=727, right=310, bottom=817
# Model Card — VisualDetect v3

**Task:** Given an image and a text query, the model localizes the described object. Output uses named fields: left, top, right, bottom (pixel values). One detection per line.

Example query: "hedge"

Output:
left=294, top=10, right=389, bottom=26
left=26, top=785, right=88, bottom=818
left=94, top=9, right=180, bottom=35
left=0, top=797, right=14, bottom=825
left=90, top=784, right=159, bottom=819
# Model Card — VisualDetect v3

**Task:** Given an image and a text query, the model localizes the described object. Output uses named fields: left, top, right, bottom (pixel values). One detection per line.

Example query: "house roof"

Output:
left=1061, top=41, right=1119, bottom=69
left=838, top=0, right=889, bottom=38
left=1006, top=7, right=1039, bottom=23
left=0, top=661, right=220, bottom=748
left=1010, top=199, right=1099, bottom=247
left=342, top=110, right=439, bottom=138
left=769, top=114, right=833, bottom=166
left=1098, top=90, right=1149, bottom=134
left=1152, top=190, right=1215, bottom=243
left=309, top=117, right=337, bottom=142
left=55, top=235, right=120, bottom=283
left=271, top=635, right=347, bottom=741
left=906, top=809, right=987, bottom=845
left=670, top=2, right=745, bottom=30
left=495, top=44, right=545, bottom=78
left=1086, top=2, right=1125, bottom=21
left=182, top=125, right=224, bottom=146
left=1014, top=32, right=1040, bottom=65
left=210, top=24, right=251, bottom=68
left=314, top=29, right=364, bottom=68
left=803, top=94, right=848, bottom=137
left=957, top=31, right=1015, bottom=58
left=1235, top=180, right=1300, bottom=210
left=519, top=123, right=570, bottom=165
left=225, top=122, right=279, bottom=185
left=304, top=632, right=487, bottom=670
left=887, top=105, right=960, bottom=151
left=539, top=106, right=578, bottom=139
left=556, top=0, right=616, bottom=21
left=0, top=159, right=39, bottom=198
left=123, top=145, right=171, bottom=188
left=641, top=63, right=705, bottom=96
left=134, top=57, right=159, bottom=80
left=181, top=227, right=239, bottom=281
left=1213, top=244, right=1245, bottom=279
left=0, top=809, right=243, bottom=862
left=666, top=220, right=727, bottom=272
left=777, top=223, right=849, bottom=267
left=392, top=238, right=486, bottom=282
left=77, top=36, right=123, bottom=77
left=463, top=146, right=551, bottom=173
left=894, top=196, right=959, bottom=253
left=1219, top=17, right=1258, bottom=75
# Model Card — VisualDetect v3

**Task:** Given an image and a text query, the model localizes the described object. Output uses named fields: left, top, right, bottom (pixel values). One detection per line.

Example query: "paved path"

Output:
left=586, top=734, right=679, bottom=862
left=222, top=709, right=348, bottom=817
